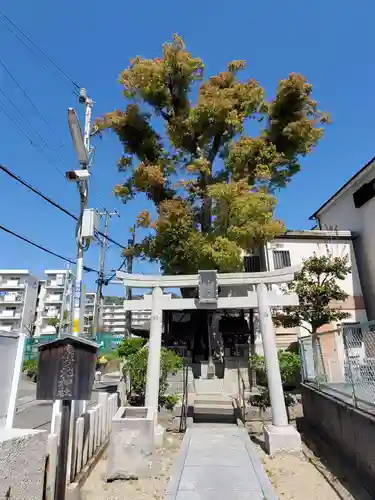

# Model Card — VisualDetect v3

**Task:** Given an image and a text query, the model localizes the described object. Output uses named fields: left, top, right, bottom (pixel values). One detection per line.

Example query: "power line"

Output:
left=105, top=258, right=127, bottom=285
left=0, top=56, right=64, bottom=146
left=0, top=96, right=68, bottom=180
left=0, top=86, right=68, bottom=169
left=0, top=163, right=127, bottom=250
left=0, top=223, right=98, bottom=273
left=0, top=98, right=105, bottom=219
left=0, top=164, right=77, bottom=221
left=0, top=90, right=108, bottom=210
left=0, top=85, right=54, bottom=149
left=0, top=11, right=80, bottom=96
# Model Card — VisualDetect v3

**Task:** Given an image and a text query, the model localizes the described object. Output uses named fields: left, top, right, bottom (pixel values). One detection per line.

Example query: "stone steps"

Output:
left=193, top=395, right=235, bottom=423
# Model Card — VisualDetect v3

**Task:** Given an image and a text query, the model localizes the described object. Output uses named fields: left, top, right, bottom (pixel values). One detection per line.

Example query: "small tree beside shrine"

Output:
left=275, top=253, right=351, bottom=334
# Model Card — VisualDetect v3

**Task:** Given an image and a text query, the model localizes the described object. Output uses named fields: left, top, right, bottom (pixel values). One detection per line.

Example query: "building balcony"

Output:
left=44, top=296, right=63, bottom=304
left=0, top=312, right=21, bottom=319
left=0, top=324, right=19, bottom=332
left=38, top=327, right=57, bottom=335
left=0, top=294, right=24, bottom=305
left=45, top=280, right=65, bottom=289
left=0, top=280, right=25, bottom=289
left=42, top=309, right=60, bottom=318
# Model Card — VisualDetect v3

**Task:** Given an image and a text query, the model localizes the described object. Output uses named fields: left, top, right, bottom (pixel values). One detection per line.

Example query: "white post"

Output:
left=334, top=329, right=346, bottom=382
left=6, top=333, right=25, bottom=428
left=257, top=282, right=288, bottom=427
left=145, top=286, right=163, bottom=416
left=257, top=282, right=301, bottom=454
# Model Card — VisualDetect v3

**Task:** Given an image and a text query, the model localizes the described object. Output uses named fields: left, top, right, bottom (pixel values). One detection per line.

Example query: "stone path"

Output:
left=164, top=424, right=277, bottom=499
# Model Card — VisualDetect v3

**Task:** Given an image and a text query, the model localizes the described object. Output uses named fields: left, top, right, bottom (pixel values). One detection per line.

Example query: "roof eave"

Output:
left=309, top=155, right=375, bottom=220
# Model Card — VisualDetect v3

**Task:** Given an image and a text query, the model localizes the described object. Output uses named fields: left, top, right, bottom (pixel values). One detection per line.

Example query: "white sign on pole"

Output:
left=0, top=331, right=26, bottom=428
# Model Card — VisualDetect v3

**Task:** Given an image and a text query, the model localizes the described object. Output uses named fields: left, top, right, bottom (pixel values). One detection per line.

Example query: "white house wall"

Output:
left=267, top=236, right=367, bottom=329
left=316, top=162, right=375, bottom=319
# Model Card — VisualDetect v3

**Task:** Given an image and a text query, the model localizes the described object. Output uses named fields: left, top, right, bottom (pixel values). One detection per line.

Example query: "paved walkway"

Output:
left=164, top=424, right=277, bottom=499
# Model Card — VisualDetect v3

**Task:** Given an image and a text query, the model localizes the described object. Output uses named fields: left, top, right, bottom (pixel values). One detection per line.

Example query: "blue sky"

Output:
left=0, top=1, right=374, bottom=293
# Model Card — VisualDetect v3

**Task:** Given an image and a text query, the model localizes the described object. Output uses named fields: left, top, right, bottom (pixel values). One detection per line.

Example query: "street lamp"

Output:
left=66, top=93, right=93, bottom=337
left=68, top=108, right=89, bottom=166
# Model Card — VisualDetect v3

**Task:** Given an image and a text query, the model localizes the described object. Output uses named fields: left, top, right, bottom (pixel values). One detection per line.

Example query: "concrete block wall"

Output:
left=301, top=383, right=375, bottom=491
left=0, top=428, right=47, bottom=500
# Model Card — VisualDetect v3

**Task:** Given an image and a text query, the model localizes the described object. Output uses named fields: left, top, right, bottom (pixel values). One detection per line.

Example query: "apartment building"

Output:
left=84, top=292, right=97, bottom=336
left=131, top=295, right=151, bottom=330
left=34, top=270, right=75, bottom=336
left=102, top=299, right=126, bottom=334
left=102, top=296, right=151, bottom=334
left=0, top=270, right=39, bottom=334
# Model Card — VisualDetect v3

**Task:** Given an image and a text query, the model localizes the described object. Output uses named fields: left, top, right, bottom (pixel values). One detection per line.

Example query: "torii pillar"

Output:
left=145, top=286, right=163, bottom=413
left=257, top=282, right=301, bottom=454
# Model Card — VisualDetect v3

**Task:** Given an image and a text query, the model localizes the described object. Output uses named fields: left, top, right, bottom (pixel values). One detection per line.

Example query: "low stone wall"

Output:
left=0, top=428, right=47, bottom=500
left=301, top=383, right=375, bottom=491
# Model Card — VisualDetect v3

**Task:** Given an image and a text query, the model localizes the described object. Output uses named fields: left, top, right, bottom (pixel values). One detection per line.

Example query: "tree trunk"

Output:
left=311, top=327, right=326, bottom=381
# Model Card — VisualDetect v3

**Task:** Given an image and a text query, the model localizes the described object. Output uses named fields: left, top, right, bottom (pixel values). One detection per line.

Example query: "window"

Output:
left=273, top=250, right=291, bottom=270
left=244, top=255, right=261, bottom=272
left=353, top=179, right=375, bottom=208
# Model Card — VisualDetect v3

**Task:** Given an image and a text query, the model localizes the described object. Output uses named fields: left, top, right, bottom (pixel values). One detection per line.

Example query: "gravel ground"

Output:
left=81, top=431, right=183, bottom=500
left=248, top=421, right=371, bottom=500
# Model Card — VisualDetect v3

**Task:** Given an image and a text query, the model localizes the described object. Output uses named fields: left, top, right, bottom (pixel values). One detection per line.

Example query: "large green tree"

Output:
left=96, top=35, right=328, bottom=274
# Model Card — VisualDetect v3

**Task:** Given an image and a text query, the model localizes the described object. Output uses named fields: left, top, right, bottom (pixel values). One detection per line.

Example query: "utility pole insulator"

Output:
left=79, top=88, right=87, bottom=104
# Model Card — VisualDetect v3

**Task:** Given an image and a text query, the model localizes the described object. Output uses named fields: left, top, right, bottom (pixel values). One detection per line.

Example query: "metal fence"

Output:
left=24, top=332, right=124, bottom=360
left=299, top=320, right=375, bottom=414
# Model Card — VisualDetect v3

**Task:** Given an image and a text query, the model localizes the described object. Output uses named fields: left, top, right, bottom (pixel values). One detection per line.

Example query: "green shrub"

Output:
left=160, top=393, right=180, bottom=411
left=250, top=387, right=295, bottom=410
left=123, top=343, right=182, bottom=407
left=23, top=359, right=38, bottom=382
left=250, top=351, right=301, bottom=389
left=278, top=351, right=301, bottom=388
left=101, top=350, right=120, bottom=362
left=117, top=337, right=146, bottom=359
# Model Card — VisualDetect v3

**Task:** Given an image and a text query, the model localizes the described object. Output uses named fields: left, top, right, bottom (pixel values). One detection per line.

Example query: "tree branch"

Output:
left=299, top=323, right=312, bottom=334
left=208, top=132, right=223, bottom=165
left=160, top=110, right=172, bottom=122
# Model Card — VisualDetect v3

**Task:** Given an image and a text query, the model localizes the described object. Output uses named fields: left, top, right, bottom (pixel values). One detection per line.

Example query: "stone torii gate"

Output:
left=116, top=267, right=302, bottom=454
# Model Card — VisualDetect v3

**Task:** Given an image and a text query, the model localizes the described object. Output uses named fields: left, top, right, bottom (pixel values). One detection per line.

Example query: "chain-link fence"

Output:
left=299, top=321, right=375, bottom=414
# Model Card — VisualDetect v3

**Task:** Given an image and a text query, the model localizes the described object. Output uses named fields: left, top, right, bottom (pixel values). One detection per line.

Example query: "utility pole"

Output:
left=92, top=209, right=120, bottom=338
left=68, top=89, right=94, bottom=337
left=64, top=90, right=94, bottom=458
left=58, top=265, right=71, bottom=337
left=125, top=227, right=136, bottom=338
